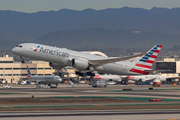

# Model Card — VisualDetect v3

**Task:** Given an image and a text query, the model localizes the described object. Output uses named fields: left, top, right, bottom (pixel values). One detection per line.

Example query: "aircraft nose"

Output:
left=11, top=47, right=17, bottom=54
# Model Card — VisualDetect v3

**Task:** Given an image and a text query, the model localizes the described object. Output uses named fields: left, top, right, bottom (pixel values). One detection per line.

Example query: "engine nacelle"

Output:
left=49, top=62, right=66, bottom=69
left=71, top=58, right=89, bottom=70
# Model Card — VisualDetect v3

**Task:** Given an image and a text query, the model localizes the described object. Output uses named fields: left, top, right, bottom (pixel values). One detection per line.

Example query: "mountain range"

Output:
left=1, top=7, right=180, bottom=50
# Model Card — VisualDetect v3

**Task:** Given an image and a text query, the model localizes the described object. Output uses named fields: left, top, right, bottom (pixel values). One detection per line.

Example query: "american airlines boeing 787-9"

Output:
left=12, top=43, right=162, bottom=76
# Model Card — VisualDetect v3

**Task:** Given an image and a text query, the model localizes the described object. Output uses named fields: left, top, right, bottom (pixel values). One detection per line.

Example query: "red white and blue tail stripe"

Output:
left=27, top=66, right=31, bottom=79
left=130, top=45, right=162, bottom=75
left=91, top=71, right=102, bottom=79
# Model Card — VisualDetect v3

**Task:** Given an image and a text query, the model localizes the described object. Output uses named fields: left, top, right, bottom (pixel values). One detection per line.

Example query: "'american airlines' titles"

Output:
left=39, top=47, right=69, bottom=58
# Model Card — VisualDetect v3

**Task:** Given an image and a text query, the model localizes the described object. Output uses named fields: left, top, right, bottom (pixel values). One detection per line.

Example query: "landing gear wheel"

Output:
left=20, top=56, right=25, bottom=63
left=21, top=60, right=25, bottom=63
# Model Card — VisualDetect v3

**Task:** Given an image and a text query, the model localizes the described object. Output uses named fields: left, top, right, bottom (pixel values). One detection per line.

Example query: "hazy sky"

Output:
left=0, top=0, right=180, bottom=13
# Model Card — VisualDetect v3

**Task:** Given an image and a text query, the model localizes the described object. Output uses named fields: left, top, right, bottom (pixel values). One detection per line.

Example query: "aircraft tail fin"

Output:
left=27, top=66, right=32, bottom=76
left=135, top=45, right=163, bottom=70
left=91, top=71, right=102, bottom=79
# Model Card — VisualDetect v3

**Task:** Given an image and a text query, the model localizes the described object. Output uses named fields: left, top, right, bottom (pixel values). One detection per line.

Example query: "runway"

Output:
left=0, top=84, right=180, bottom=99
left=1, top=110, right=180, bottom=120
left=0, top=84, right=180, bottom=119
left=1, top=109, right=180, bottom=117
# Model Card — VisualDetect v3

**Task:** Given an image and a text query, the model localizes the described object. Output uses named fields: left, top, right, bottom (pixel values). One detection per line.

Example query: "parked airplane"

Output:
left=92, top=71, right=165, bottom=85
left=26, top=66, right=62, bottom=88
left=122, top=74, right=166, bottom=83
left=12, top=43, right=162, bottom=76
left=92, top=71, right=121, bottom=82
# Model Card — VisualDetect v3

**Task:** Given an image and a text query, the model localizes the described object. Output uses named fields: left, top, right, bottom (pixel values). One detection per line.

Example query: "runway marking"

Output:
left=51, top=96, right=180, bottom=102
left=93, top=104, right=105, bottom=106
left=0, top=93, right=27, bottom=95
left=1, top=103, right=180, bottom=109
left=102, top=88, right=180, bottom=92
left=167, top=118, right=179, bottom=120
left=1, top=106, right=13, bottom=108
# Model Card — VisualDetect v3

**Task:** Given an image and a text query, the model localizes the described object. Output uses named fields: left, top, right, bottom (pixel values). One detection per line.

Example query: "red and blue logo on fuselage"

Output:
left=34, top=45, right=40, bottom=51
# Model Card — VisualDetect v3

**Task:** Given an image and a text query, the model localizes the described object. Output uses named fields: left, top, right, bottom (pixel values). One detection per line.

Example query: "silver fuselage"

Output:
left=28, top=75, right=62, bottom=84
left=12, top=43, right=151, bottom=75
left=122, top=75, right=166, bottom=82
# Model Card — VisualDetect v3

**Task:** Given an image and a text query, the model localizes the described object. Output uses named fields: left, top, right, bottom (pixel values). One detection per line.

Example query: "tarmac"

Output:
left=0, top=84, right=180, bottom=119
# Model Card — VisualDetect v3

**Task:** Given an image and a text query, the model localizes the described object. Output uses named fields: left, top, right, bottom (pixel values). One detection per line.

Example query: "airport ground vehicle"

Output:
left=68, top=81, right=74, bottom=85
left=36, top=84, right=43, bottom=88
left=30, top=82, right=35, bottom=85
left=2, top=81, right=7, bottom=84
left=20, top=81, right=27, bottom=85
left=12, top=81, right=18, bottom=84
left=79, top=81, right=85, bottom=84
left=92, top=80, right=106, bottom=87
left=106, top=81, right=116, bottom=85
left=3, top=85, right=12, bottom=88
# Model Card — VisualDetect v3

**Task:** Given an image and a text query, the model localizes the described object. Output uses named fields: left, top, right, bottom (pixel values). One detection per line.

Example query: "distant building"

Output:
left=131, top=52, right=142, bottom=55
left=155, top=58, right=180, bottom=81
left=0, top=55, right=58, bottom=83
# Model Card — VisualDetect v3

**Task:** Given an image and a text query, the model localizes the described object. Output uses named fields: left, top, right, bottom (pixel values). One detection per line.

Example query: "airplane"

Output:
left=26, top=66, right=62, bottom=88
left=92, top=71, right=165, bottom=85
left=122, top=74, right=166, bottom=83
left=12, top=43, right=162, bottom=76
left=92, top=71, right=121, bottom=82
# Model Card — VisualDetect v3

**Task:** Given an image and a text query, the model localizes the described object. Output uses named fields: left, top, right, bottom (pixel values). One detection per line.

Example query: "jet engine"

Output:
left=49, top=62, right=66, bottom=69
left=71, top=58, right=89, bottom=70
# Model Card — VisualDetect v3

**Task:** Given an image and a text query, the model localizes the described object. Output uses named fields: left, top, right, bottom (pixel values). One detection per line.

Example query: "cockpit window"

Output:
left=16, top=45, right=22, bottom=48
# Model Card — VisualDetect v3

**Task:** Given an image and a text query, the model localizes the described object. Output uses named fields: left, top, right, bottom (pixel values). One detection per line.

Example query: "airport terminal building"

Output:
left=0, top=55, right=59, bottom=83
left=156, top=58, right=180, bottom=81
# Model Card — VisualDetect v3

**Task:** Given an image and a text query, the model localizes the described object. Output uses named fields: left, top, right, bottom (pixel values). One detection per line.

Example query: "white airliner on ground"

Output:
left=92, top=71, right=121, bottom=81
left=12, top=43, right=162, bottom=76
left=122, top=74, right=166, bottom=83
left=26, top=66, right=62, bottom=88
left=92, top=71, right=165, bottom=85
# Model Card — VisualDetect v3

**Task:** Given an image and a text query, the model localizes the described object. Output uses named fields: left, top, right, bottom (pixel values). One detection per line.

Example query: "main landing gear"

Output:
left=20, top=56, right=25, bottom=63
left=75, top=71, right=95, bottom=77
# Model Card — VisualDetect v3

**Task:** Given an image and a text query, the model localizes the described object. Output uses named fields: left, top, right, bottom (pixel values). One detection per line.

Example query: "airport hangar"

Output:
left=0, top=52, right=180, bottom=83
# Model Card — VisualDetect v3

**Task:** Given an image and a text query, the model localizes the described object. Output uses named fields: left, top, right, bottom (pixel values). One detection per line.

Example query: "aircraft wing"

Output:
left=88, top=53, right=144, bottom=67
